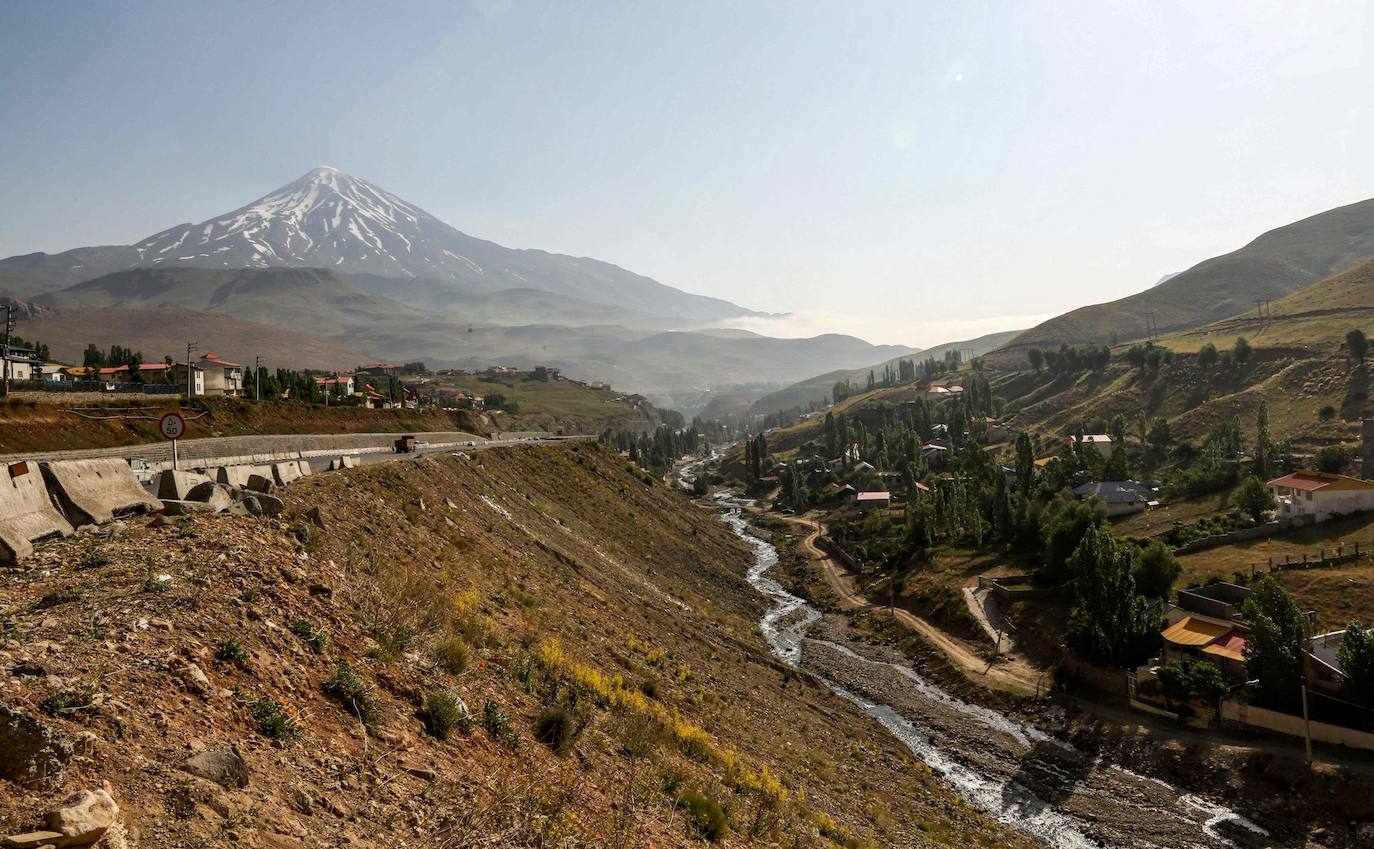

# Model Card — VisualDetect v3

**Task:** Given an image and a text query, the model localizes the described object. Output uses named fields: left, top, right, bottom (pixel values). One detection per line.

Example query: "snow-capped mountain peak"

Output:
left=117, top=167, right=756, bottom=320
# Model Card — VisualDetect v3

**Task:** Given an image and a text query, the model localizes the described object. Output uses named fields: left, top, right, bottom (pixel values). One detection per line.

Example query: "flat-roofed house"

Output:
left=855, top=491, right=891, bottom=511
left=1269, top=469, right=1374, bottom=524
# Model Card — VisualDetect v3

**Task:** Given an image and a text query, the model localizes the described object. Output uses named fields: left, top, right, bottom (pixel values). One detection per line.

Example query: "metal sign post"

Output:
left=159, top=412, right=187, bottom=470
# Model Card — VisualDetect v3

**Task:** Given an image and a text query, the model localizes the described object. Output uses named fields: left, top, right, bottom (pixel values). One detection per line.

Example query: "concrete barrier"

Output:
left=295, top=459, right=313, bottom=478
left=272, top=462, right=303, bottom=487
left=0, top=460, right=75, bottom=562
left=214, top=465, right=254, bottom=489
left=157, top=470, right=213, bottom=501
left=42, top=458, right=162, bottom=526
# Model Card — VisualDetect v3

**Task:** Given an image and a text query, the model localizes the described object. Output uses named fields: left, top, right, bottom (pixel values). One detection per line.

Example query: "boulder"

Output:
left=305, top=506, right=325, bottom=528
left=254, top=493, right=285, bottom=517
left=245, top=474, right=274, bottom=494
left=185, top=481, right=232, bottom=504
left=0, top=702, right=73, bottom=788
left=155, top=471, right=211, bottom=501
left=179, top=748, right=249, bottom=789
left=240, top=496, right=264, bottom=517
left=160, top=500, right=219, bottom=516
left=44, top=788, right=119, bottom=847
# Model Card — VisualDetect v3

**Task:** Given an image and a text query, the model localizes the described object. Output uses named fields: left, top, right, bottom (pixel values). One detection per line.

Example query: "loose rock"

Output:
left=179, top=748, right=250, bottom=788
left=0, top=702, right=72, bottom=788
left=45, top=787, right=119, bottom=847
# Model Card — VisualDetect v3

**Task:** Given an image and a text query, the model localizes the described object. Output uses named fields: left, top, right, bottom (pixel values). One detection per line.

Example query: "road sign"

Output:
left=159, top=412, right=187, bottom=441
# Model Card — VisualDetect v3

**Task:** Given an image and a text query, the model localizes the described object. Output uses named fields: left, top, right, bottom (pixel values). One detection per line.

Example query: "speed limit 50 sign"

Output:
left=159, top=412, right=187, bottom=440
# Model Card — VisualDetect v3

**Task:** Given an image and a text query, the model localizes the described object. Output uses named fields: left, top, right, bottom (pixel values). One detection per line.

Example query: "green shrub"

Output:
left=424, top=690, right=469, bottom=740
left=216, top=637, right=248, bottom=666
left=534, top=706, right=576, bottom=755
left=250, top=697, right=304, bottom=741
left=39, top=688, right=97, bottom=718
left=677, top=790, right=728, bottom=841
left=1157, top=658, right=1228, bottom=704
left=321, top=662, right=381, bottom=725
left=289, top=619, right=329, bottom=654
left=482, top=699, right=515, bottom=743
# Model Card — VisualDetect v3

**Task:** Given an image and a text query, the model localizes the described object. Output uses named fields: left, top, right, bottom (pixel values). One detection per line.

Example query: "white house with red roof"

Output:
left=1269, top=469, right=1374, bottom=524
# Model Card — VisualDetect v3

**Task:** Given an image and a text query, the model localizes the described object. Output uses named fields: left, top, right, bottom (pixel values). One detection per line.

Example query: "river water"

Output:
left=710, top=490, right=1281, bottom=849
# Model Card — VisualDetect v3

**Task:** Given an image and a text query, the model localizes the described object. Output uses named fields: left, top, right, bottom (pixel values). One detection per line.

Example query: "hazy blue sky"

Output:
left=2, top=1, right=1371, bottom=346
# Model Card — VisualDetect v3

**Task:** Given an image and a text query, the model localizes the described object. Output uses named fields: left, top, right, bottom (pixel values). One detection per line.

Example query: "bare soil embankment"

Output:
left=0, top=443, right=1034, bottom=849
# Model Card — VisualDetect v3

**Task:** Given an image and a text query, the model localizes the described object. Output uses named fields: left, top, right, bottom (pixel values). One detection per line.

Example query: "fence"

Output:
left=1219, top=540, right=1374, bottom=586
left=5, top=379, right=181, bottom=395
left=1221, top=699, right=1374, bottom=753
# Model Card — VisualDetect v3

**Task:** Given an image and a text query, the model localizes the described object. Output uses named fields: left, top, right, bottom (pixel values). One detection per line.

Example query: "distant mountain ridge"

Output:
left=993, top=196, right=1374, bottom=362
left=0, top=166, right=761, bottom=324
left=747, top=328, right=1021, bottom=416
left=24, top=265, right=915, bottom=406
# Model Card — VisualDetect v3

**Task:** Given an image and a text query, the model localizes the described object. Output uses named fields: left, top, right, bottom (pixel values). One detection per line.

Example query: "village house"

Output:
left=532, top=365, right=561, bottom=381
left=313, top=374, right=356, bottom=395
left=354, top=363, right=399, bottom=379
left=921, top=443, right=949, bottom=468
left=1071, top=433, right=1115, bottom=452
left=109, top=362, right=175, bottom=383
left=191, top=354, right=244, bottom=396
left=168, top=362, right=206, bottom=396
left=1160, top=583, right=1253, bottom=683
left=1, top=349, right=41, bottom=382
left=1269, top=469, right=1374, bottom=524
left=40, top=363, right=73, bottom=382
left=1073, top=481, right=1156, bottom=517
left=854, top=491, right=891, bottom=511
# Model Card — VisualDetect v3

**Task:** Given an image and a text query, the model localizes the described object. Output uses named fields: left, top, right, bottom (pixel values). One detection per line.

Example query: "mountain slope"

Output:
left=1155, top=257, right=1374, bottom=355
left=747, top=328, right=1021, bottom=416
left=29, top=266, right=914, bottom=402
left=0, top=445, right=1031, bottom=848
left=36, top=266, right=426, bottom=338
left=0, top=167, right=758, bottom=323
left=17, top=305, right=370, bottom=370
left=994, top=196, right=1374, bottom=362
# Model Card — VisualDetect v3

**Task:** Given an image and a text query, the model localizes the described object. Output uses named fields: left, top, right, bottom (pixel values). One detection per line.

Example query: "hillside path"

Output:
left=784, top=514, right=1043, bottom=697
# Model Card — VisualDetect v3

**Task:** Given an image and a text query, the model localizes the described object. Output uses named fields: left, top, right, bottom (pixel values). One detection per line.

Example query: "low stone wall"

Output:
left=1173, top=520, right=1289, bottom=555
left=977, top=574, right=1057, bottom=602
left=1221, top=700, right=1374, bottom=753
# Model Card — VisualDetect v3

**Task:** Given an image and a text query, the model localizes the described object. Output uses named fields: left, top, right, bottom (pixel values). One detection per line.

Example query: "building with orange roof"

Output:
left=1269, top=469, right=1374, bottom=524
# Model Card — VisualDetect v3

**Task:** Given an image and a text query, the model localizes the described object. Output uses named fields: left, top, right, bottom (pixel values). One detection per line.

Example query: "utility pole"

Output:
left=254, top=355, right=263, bottom=401
left=1, top=303, right=14, bottom=398
left=185, top=341, right=198, bottom=398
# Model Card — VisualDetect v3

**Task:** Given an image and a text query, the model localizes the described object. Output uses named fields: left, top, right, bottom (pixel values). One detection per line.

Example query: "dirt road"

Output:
left=786, top=515, right=1043, bottom=696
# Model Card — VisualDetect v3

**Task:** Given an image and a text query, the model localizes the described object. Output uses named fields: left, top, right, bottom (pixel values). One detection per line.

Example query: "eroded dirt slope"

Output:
left=0, top=444, right=1032, bottom=848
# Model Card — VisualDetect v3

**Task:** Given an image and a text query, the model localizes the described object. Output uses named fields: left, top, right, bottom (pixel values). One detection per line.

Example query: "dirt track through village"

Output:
left=718, top=494, right=1283, bottom=849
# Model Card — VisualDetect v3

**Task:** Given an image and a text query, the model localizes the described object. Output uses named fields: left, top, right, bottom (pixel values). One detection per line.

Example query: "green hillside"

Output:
left=992, top=196, right=1374, bottom=364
